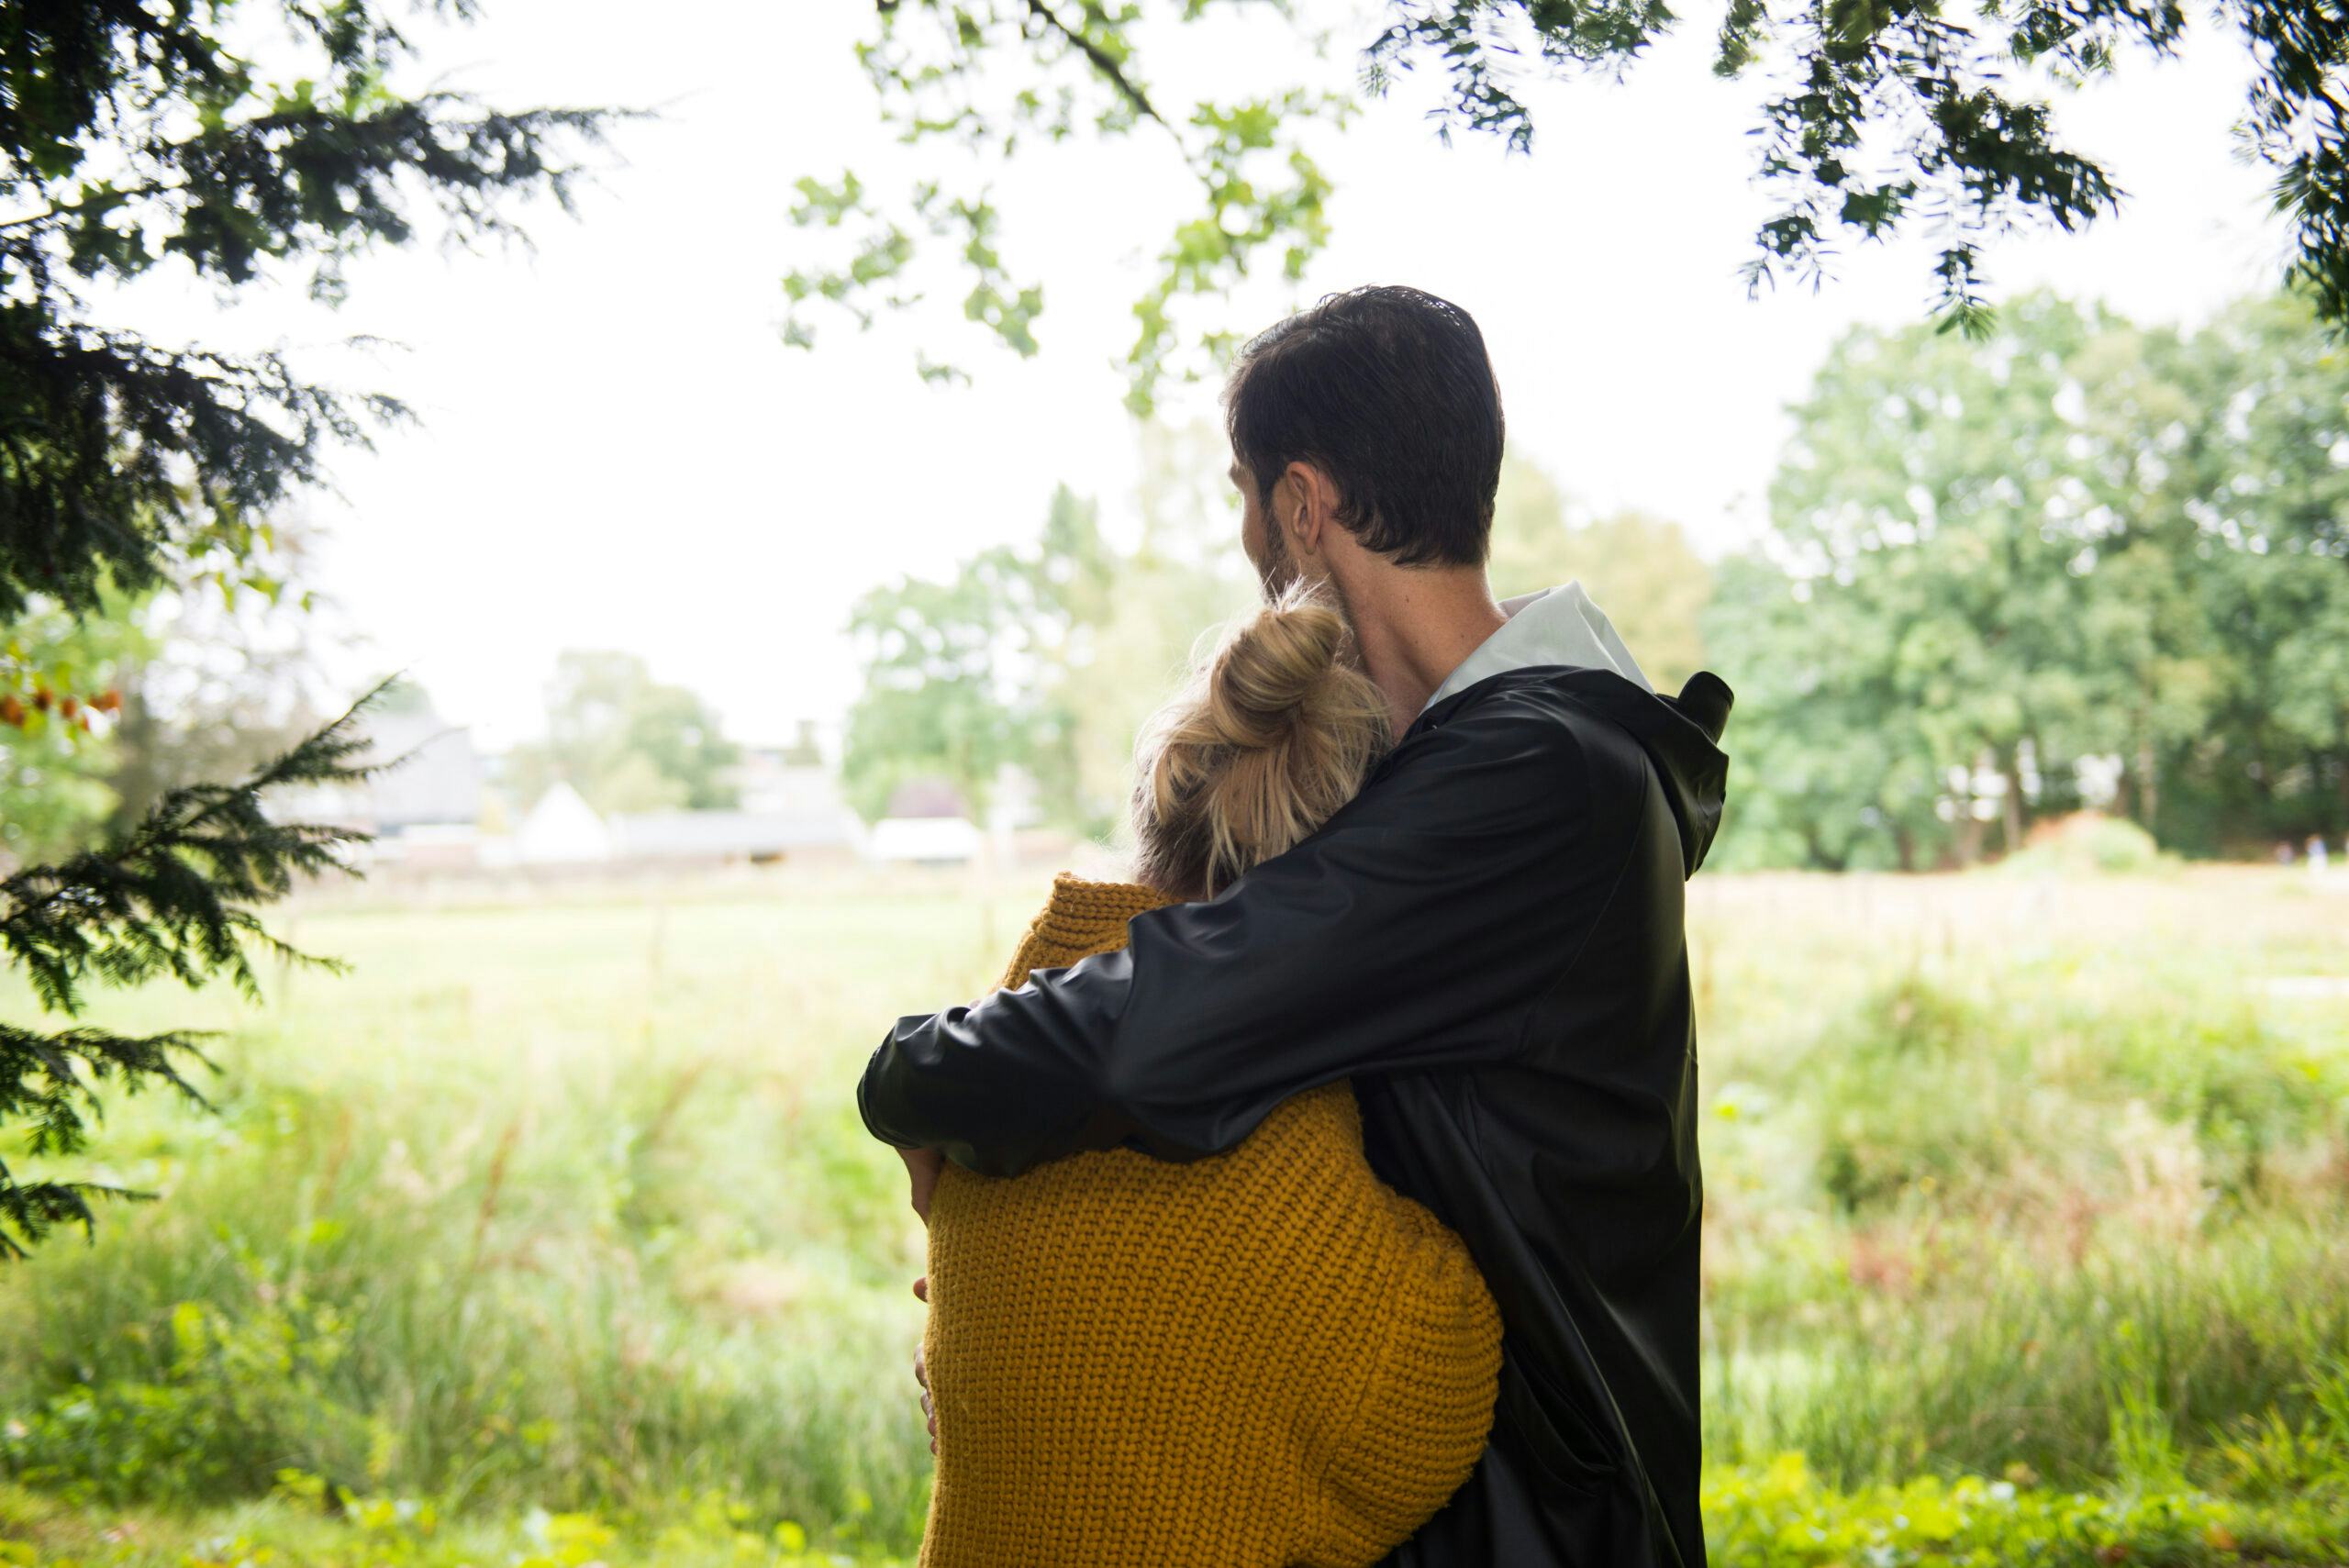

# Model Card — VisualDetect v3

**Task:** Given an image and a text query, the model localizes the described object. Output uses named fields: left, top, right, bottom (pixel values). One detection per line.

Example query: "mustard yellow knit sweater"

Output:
left=917, top=873, right=1504, bottom=1568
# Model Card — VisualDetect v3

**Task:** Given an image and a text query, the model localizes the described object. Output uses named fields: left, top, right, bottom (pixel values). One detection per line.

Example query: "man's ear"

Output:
left=1281, top=461, right=1335, bottom=555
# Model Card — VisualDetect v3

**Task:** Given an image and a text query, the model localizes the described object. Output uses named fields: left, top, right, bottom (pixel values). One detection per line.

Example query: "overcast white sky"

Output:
left=105, top=1, right=2291, bottom=750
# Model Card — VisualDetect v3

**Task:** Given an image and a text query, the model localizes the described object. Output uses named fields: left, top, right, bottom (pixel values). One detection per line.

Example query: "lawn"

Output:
left=3, top=861, right=2345, bottom=1564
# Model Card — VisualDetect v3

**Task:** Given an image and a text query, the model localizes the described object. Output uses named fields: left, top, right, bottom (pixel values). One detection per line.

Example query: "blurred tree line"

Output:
left=848, top=285, right=2349, bottom=870
left=1713, top=285, right=2348, bottom=869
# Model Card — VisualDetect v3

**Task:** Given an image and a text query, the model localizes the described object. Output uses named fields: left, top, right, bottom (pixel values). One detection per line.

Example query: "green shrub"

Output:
left=1996, top=814, right=2171, bottom=876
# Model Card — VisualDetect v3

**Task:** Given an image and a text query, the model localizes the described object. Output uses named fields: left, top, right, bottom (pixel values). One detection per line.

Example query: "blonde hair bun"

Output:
left=1198, top=589, right=1354, bottom=745
left=1131, top=581, right=1392, bottom=900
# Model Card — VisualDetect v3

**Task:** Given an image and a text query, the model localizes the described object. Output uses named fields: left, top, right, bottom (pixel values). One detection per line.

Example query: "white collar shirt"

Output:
left=1419, top=580, right=1654, bottom=717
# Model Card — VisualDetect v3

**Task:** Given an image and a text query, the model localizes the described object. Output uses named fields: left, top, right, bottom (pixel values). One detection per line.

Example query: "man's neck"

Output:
left=1340, top=566, right=1507, bottom=738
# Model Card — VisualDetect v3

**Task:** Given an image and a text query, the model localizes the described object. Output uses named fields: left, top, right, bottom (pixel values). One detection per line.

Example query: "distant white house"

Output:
left=867, top=816, right=985, bottom=865
left=480, top=728, right=870, bottom=871
left=513, top=780, right=612, bottom=864
left=290, top=710, right=936, bottom=874
left=609, top=805, right=866, bottom=864
left=866, top=777, right=986, bottom=867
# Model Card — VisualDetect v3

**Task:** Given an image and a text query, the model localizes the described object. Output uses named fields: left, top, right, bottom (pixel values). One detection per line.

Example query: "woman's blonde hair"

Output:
left=1130, top=580, right=1392, bottom=900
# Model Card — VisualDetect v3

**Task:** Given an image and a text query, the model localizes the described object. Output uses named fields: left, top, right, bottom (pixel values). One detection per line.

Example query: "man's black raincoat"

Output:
left=860, top=662, right=1734, bottom=1568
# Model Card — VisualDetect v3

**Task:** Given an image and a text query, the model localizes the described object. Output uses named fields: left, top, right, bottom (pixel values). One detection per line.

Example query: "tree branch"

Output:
left=1023, top=0, right=1171, bottom=132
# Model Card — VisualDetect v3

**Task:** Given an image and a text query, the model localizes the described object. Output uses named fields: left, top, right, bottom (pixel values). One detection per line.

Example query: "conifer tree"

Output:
left=1, top=2, right=619, bottom=1253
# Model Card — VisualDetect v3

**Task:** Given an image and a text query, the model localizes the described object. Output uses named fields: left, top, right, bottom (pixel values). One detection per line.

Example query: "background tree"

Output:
left=4, top=507, right=340, bottom=859
left=101, top=509, right=355, bottom=838
left=2154, top=287, right=2349, bottom=850
left=841, top=482, right=1116, bottom=825
left=842, top=431, right=1254, bottom=837
left=1705, top=282, right=2349, bottom=870
left=0, top=576, right=151, bottom=863
left=1700, top=545, right=1956, bottom=870
left=504, top=651, right=743, bottom=816
left=1488, top=453, right=1714, bottom=696
left=787, top=1, right=2349, bottom=412
left=2, top=2, right=618, bottom=1251
left=1050, top=421, right=1257, bottom=838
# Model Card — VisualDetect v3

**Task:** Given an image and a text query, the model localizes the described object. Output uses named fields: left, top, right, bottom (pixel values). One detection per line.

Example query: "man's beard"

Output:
left=1257, top=506, right=1297, bottom=600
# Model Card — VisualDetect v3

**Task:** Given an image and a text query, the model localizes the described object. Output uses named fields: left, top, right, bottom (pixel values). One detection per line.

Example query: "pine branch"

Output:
left=1, top=673, right=412, bottom=1257
left=2, top=673, right=407, bottom=1013
left=0, top=1021, right=217, bottom=1259
left=0, top=1165, right=155, bottom=1264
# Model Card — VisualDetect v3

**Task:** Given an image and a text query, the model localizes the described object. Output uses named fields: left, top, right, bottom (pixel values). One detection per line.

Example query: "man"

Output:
left=861, top=284, right=1732, bottom=1567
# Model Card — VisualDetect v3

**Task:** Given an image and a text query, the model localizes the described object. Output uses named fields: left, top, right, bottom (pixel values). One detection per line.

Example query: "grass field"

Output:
left=3, top=860, right=2346, bottom=1564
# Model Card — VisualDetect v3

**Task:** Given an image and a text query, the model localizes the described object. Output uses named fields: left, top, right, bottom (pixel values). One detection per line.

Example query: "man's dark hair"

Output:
left=1222, top=284, right=1506, bottom=569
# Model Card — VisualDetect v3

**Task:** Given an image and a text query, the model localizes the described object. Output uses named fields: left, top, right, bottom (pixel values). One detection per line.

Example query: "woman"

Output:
left=915, top=583, right=1504, bottom=1568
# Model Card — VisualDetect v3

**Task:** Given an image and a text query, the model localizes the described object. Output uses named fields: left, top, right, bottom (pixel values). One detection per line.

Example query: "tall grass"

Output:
left=1, top=863, right=2343, bottom=1556
left=1693, top=869, right=2349, bottom=1492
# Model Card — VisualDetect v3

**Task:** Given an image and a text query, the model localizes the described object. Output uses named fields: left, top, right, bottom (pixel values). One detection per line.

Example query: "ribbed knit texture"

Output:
left=917, top=873, right=1504, bottom=1568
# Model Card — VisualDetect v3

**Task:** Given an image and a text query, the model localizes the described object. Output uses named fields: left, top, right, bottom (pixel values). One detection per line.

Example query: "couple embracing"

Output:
left=860, top=284, right=1734, bottom=1568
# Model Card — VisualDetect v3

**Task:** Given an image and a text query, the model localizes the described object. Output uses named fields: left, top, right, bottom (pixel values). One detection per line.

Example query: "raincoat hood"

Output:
left=1547, top=664, right=1732, bottom=878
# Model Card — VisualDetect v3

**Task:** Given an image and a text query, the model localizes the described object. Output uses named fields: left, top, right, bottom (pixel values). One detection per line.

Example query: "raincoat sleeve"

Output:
left=856, top=686, right=1642, bottom=1176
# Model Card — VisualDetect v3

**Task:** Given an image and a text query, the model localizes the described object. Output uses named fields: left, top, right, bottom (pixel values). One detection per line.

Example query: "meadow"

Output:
left=2, top=856, right=2345, bottom=1566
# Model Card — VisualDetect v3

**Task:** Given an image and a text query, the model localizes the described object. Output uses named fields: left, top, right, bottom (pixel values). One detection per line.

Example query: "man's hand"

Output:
left=912, top=1273, right=937, bottom=1455
left=897, top=1143, right=944, bottom=1223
